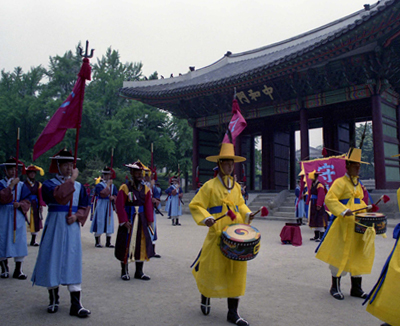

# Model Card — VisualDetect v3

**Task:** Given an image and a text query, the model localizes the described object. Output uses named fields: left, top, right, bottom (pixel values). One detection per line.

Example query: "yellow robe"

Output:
left=365, top=234, right=400, bottom=326
left=315, top=175, right=374, bottom=276
left=189, top=176, right=251, bottom=298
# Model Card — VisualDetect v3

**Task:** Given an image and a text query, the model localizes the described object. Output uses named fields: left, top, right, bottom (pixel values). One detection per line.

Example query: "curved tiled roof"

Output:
left=120, top=0, right=399, bottom=105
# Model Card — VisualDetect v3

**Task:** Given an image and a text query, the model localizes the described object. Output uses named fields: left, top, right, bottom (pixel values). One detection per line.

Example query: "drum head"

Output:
left=222, top=224, right=261, bottom=243
left=356, top=213, right=385, bottom=218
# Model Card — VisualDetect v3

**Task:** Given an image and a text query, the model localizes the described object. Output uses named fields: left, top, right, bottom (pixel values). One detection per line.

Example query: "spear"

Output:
left=68, top=41, right=94, bottom=217
left=13, top=128, right=20, bottom=243
left=108, top=148, right=114, bottom=224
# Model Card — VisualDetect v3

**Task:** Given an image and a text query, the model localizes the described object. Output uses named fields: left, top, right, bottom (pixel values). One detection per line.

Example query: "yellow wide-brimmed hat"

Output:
left=206, top=143, right=246, bottom=163
left=344, top=147, right=369, bottom=164
left=307, top=170, right=322, bottom=180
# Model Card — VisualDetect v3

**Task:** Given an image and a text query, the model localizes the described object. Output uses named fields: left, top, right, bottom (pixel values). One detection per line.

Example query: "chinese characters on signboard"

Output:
left=236, top=85, right=274, bottom=105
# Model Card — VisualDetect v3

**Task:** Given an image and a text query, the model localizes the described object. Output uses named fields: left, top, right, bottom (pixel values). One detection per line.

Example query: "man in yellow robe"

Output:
left=363, top=191, right=400, bottom=326
left=189, top=142, right=255, bottom=326
left=316, top=147, right=374, bottom=300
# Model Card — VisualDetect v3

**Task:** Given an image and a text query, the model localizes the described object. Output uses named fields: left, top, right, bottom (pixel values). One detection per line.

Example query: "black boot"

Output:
left=172, top=218, right=175, bottom=226
left=121, top=262, right=130, bottom=281
left=330, top=276, right=344, bottom=300
left=0, top=259, right=9, bottom=278
left=350, top=277, right=367, bottom=299
left=95, top=236, right=102, bottom=248
left=30, top=234, right=39, bottom=246
left=201, top=294, right=211, bottom=315
left=227, top=298, right=249, bottom=326
left=105, top=236, right=114, bottom=248
left=12, top=262, right=27, bottom=280
left=310, top=230, right=320, bottom=241
left=134, top=261, right=150, bottom=280
left=175, top=218, right=181, bottom=226
left=69, top=291, right=91, bottom=318
left=153, top=244, right=161, bottom=258
left=316, top=231, right=325, bottom=243
left=47, top=287, right=60, bottom=313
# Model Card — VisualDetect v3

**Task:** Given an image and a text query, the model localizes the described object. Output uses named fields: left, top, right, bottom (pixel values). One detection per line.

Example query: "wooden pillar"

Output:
left=323, top=112, right=335, bottom=156
left=234, top=135, right=242, bottom=181
left=372, top=94, right=386, bottom=189
left=249, top=136, right=255, bottom=191
left=300, top=107, right=310, bottom=160
left=262, top=128, right=274, bottom=190
left=289, top=128, right=296, bottom=190
left=192, top=126, right=199, bottom=190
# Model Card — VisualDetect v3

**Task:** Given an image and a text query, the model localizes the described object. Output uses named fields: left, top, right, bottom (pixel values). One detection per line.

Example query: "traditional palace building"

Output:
left=120, top=1, right=400, bottom=190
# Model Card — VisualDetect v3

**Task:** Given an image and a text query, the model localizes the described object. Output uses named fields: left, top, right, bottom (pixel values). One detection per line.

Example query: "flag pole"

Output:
left=108, top=147, right=114, bottom=224
left=68, top=40, right=94, bottom=217
left=151, top=143, right=153, bottom=169
left=13, top=127, right=20, bottom=243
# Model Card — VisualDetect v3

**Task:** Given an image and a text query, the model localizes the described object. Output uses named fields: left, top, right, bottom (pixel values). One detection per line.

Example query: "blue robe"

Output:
left=152, top=185, right=162, bottom=242
left=165, top=185, right=183, bottom=217
left=90, top=182, right=117, bottom=235
left=0, top=179, right=31, bottom=258
left=31, top=177, right=89, bottom=287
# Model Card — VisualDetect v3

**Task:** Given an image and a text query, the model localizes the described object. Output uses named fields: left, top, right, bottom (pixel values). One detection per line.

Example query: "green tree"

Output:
left=356, top=122, right=374, bottom=179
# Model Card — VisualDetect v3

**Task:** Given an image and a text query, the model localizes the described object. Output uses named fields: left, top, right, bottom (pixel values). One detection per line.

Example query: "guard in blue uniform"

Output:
left=31, top=149, right=91, bottom=318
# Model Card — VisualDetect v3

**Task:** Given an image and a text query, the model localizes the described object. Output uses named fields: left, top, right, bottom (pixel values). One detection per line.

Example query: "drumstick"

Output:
left=375, top=195, right=390, bottom=206
left=214, top=210, right=236, bottom=222
left=351, top=204, right=379, bottom=214
left=253, top=206, right=269, bottom=217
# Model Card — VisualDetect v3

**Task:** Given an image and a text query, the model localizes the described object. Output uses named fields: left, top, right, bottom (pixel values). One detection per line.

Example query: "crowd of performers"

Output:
left=1, top=144, right=399, bottom=326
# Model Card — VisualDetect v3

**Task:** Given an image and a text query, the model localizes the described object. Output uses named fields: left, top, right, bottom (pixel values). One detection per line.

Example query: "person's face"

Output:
left=347, top=161, right=360, bottom=177
left=103, top=173, right=110, bottom=181
left=219, top=160, right=234, bottom=176
left=59, top=162, right=73, bottom=177
left=130, top=169, right=143, bottom=182
left=5, top=167, right=16, bottom=178
left=27, top=171, right=36, bottom=180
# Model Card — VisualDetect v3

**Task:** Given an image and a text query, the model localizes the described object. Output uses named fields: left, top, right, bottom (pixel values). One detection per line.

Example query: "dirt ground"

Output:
left=1, top=211, right=398, bottom=326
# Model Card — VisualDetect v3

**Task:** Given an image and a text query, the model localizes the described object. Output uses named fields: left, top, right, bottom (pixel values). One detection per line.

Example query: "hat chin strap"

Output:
left=218, top=161, right=234, bottom=190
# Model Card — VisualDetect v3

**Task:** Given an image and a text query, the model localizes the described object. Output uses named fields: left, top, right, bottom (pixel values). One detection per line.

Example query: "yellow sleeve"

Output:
left=235, top=183, right=251, bottom=222
left=397, top=188, right=400, bottom=211
left=324, top=178, right=348, bottom=217
left=189, top=181, right=214, bottom=226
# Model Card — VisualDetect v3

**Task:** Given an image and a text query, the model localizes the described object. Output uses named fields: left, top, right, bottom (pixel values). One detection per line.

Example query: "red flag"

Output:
left=222, top=99, right=247, bottom=146
left=33, top=58, right=91, bottom=161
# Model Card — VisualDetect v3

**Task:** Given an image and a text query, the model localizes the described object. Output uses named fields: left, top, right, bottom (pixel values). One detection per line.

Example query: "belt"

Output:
left=127, top=206, right=144, bottom=213
left=340, top=198, right=361, bottom=205
left=207, top=205, right=239, bottom=214
left=48, top=205, right=78, bottom=213
left=311, top=195, right=318, bottom=199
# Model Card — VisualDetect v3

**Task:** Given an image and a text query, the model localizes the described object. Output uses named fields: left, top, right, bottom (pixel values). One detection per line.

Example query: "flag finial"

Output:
left=78, top=40, right=94, bottom=59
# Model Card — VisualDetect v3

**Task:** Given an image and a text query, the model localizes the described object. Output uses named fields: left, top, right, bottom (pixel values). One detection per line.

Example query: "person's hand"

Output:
left=343, top=209, right=353, bottom=216
left=205, top=218, right=216, bottom=227
left=124, top=221, right=132, bottom=231
left=171, top=189, right=177, bottom=196
left=109, top=195, right=115, bottom=201
left=249, top=212, right=256, bottom=221
left=316, top=205, right=321, bottom=211
left=9, top=177, right=20, bottom=189
left=66, top=214, right=77, bottom=225
left=71, top=168, right=79, bottom=182
left=13, top=201, right=21, bottom=208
